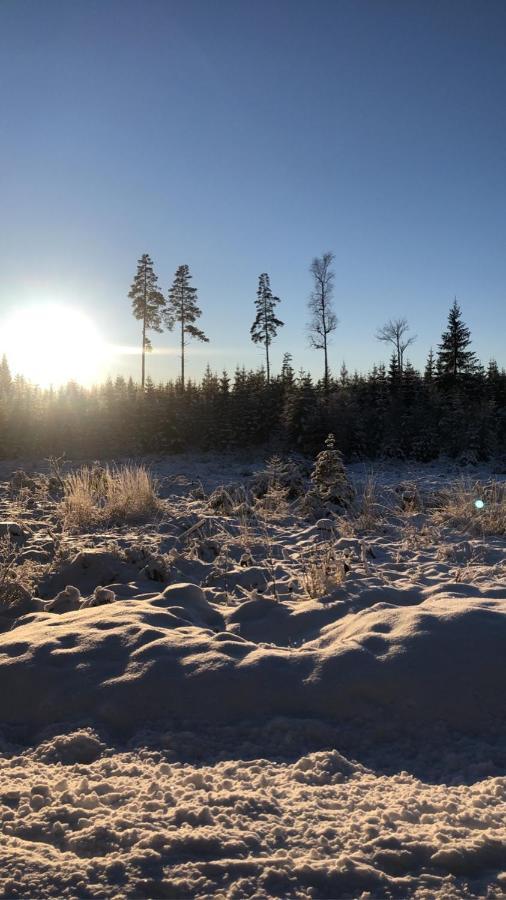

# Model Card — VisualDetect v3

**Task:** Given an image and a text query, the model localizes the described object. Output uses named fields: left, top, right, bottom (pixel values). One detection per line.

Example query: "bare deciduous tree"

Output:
left=375, top=317, right=417, bottom=373
left=307, top=251, right=338, bottom=394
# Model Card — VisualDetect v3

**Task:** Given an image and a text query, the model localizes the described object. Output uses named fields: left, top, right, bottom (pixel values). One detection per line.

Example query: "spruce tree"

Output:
left=281, top=352, right=294, bottom=386
left=437, top=299, right=477, bottom=379
left=339, top=362, right=349, bottom=386
left=388, top=351, right=401, bottom=387
left=424, top=348, right=436, bottom=382
left=308, top=433, right=354, bottom=508
left=128, top=254, right=165, bottom=389
left=250, top=273, right=283, bottom=382
left=0, top=355, right=12, bottom=397
left=165, top=264, right=208, bottom=391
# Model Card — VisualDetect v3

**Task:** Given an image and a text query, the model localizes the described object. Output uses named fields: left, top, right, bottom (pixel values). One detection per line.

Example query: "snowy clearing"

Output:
left=0, top=453, right=505, bottom=898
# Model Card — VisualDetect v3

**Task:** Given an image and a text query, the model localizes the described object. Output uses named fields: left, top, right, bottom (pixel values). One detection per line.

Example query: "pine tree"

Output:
left=165, top=264, right=208, bottom=391
left=128, top=254, right=165, bottom=389
left=250, top=273, right=283, bottom=382
left=437, top=299, right=477, bottom=379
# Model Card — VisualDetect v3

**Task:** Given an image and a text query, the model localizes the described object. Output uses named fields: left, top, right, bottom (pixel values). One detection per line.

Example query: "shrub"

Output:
left=431, top=479, right=506, bottom=536
left=61, top=464, right=160, bottom=529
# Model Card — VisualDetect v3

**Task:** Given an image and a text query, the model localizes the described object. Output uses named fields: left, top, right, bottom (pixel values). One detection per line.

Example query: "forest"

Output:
left=0, top=290, right=504, bottom=462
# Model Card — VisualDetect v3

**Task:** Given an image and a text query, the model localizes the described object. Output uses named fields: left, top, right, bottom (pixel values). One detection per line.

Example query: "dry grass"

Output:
left=431, top=478, right=506, bottom=536
left=0, top=537, right=44, bottom=610
left=301, top=540, right=347, bottom=599
left=352, top=473, right=384, bottom=531
left=0, top=536, right=21, bottom=606
left=61, top=464, right=161, bottom=529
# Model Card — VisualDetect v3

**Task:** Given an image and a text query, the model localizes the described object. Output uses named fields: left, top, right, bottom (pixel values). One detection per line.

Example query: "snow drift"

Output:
left=1, top=582, right=505, bottom=735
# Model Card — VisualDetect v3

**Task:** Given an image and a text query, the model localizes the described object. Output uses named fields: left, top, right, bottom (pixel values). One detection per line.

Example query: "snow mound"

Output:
left=228, top=595, right=347, bottom=645
left=0, top=586, right=505, bottom=735
left=31, top=728, right=106, bottom=764
left=39, top=548, right=140, bottom=597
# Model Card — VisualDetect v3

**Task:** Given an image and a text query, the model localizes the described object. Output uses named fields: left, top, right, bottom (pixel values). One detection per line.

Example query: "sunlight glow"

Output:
left=1, top=304, right=107, bottom=387
left=474, top=499, right=485, bottom=509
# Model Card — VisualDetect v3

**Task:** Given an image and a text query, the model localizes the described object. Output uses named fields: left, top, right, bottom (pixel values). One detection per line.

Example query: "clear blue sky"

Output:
left=1, top=0, right=505, bottom=384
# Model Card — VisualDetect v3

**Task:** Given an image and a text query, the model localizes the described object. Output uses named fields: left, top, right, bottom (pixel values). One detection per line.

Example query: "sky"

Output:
left=1, top=0, right=506, bottom=385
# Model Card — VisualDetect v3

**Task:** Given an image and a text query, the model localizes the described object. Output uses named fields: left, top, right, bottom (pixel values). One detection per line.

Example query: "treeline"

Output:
left=0, top=336, right=505, bottom=463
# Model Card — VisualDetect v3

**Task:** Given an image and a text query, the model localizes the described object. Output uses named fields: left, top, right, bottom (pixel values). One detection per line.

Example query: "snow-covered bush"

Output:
left=303, top=434, right=354, bottom=516
left=207, top=484, right=250, bottom=515
left=456, top=448, right=479, bottom=468
left=252, top=455, right=302, bottom=520
left=251, top=456, right=305, bottom=501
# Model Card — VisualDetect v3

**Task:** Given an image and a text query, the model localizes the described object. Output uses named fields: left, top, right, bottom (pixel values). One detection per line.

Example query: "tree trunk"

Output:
left=265, top=340, right=270, bottom=383
left=141, top=318, right=146, bottom=390
left=142, top=266, right=147, bottom=390
left=324, top=337, right=329, bottom=396
left=181, top=319, right=185, bottom=392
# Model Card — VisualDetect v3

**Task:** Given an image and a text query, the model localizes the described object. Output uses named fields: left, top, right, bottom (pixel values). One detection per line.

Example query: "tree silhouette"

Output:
left=0, top=355, right=12, bottom=397
left=375, top=318, right=416, bottom=373
left=424, top=348, right=436, bottom=382
left=165, top=264, right=208, bottom=390
left=128, top=254, right=165, bottom=389
left=307, top=252, right=337, bottom=394
left=437, top=298, right=477, bottom=378
left=250, top=273, right=283, bottom=382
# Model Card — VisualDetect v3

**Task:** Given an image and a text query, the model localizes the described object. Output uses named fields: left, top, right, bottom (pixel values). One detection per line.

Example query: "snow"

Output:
left=1, top=584, right=505, bottom=737
left=1, top=733, right=506, bottom=898
left=0, top=454, right=505, bottom=897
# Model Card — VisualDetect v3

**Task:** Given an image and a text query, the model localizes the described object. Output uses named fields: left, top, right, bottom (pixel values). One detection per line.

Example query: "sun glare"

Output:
left=2, top=304, right=107, bottom=387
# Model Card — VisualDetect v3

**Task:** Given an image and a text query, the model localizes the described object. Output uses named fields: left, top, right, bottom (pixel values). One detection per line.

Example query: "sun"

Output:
left=2, top=304, right=107, bottom=387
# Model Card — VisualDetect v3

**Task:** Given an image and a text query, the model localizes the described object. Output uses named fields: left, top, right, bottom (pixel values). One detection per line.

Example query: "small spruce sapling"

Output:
left=307, top=434, right=354, bottom=510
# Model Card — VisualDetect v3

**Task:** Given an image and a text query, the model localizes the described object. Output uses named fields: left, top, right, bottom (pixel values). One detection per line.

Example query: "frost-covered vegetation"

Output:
left=61, top=463, right=161, bottom=528
left=0, top=448, right=505, bottom=898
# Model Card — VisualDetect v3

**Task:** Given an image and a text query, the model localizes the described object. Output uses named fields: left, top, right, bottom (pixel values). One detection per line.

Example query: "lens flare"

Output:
left=474, top=499, right=485, bottom=509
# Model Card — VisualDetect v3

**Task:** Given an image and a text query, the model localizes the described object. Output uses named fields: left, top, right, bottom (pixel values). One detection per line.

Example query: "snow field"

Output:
left=0, top=455, right=505, bottom=898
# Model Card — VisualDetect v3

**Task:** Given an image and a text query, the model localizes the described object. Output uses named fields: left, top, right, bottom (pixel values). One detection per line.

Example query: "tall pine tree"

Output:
left=437, top=299, right=477, bottom=379
left=128, top=254, right=165, bottom=389
left=250, top=273, right=283, bottom=382
left=165, top=265, right=208, bottom=391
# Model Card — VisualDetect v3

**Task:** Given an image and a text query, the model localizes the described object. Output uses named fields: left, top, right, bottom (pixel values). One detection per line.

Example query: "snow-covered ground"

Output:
left=0, top=453, right=505, bottom=898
